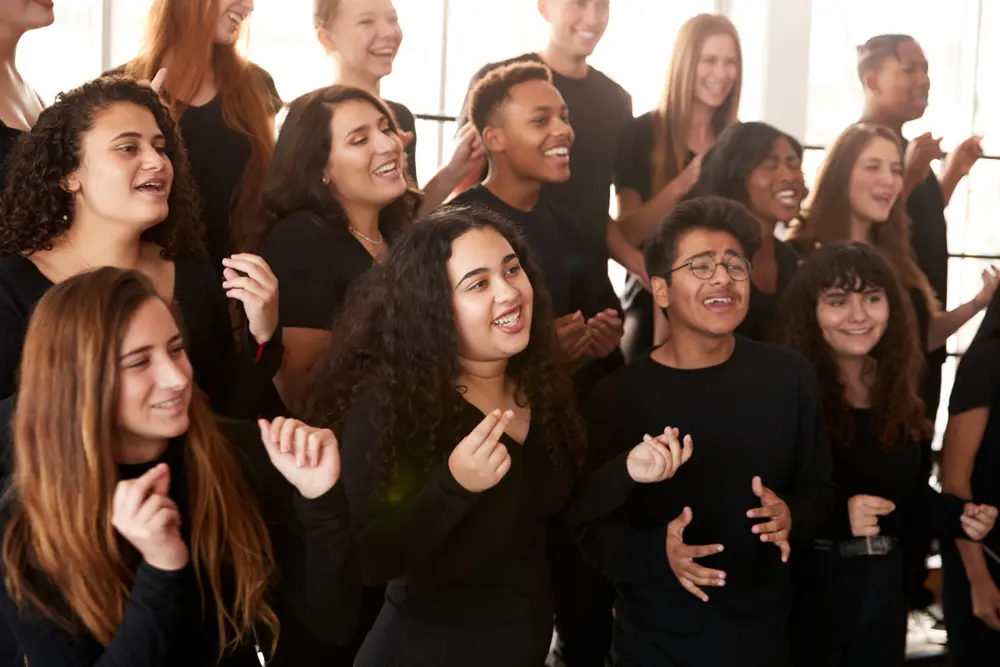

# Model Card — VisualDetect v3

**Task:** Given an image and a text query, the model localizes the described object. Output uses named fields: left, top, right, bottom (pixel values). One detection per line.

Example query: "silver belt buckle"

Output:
left=864, top=536, right=892, bottom=556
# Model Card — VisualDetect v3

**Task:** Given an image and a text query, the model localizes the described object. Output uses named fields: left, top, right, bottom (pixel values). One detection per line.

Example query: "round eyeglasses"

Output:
left=669, top=254, right=752, bottom=282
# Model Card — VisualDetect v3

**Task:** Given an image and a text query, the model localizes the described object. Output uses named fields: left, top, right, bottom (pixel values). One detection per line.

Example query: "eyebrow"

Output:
left=120, top=334, right=183, bottom=360
left=456, top=253, right=518, bottom=286
left=681, top=248, right=740, bottom=263
left=110, top=131, right=164, bottom=143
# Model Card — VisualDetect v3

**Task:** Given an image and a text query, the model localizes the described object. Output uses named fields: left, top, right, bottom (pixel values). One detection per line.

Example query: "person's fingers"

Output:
left=778, top=540, right=791, bottom=563
left=150, top=68, right=168, bottom=94
left=678, top=576, right=710, bottom=603
left=752, top=519, right=783, bottom=535
left=458, top=410, right=503, bottom=455
left=747, top=505, right=780, bottom=520
left=858, top=495, right=896, bottom=515
left=476, top=410, right=514, bottom=457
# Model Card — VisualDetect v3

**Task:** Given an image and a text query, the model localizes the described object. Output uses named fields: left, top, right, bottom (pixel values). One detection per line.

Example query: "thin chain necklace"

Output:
left=348, top=226, right=384, bottom=246
left=65, top=236, right=92, bottom=270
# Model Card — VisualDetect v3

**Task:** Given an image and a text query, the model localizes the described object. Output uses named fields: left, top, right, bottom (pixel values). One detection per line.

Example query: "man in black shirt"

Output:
left=450, top=60, right=623, bottom=667
left=574, top=196, right=834, bottom=666
left=455, top=0, right=643, bottom=280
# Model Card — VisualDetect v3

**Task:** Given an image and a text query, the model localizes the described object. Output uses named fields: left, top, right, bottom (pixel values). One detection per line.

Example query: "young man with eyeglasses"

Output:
left=572, top=196, right=834, bottom=666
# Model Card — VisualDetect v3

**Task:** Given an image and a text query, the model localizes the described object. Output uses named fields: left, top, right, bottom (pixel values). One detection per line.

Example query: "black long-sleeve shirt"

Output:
left=338, top=398, right=577, bottom=667
left=572, top=337, right=835, bottom=667
left=0, top=420, right=356, bottom=666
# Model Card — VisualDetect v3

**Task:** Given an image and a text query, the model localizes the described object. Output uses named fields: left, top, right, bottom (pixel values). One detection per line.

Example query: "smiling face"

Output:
left=64, top=102, right=174, bottom=234
left=869, top=39, right=930, bottom=123
left=116, top=298, right=193, bottom=458
left=214, top=0, right=254, bottom=44
left=448, top=226, right=535, bottom=363
left=540, top=0, right=610, bottom=60
left=745, top=137, right=805, bottom=224
left=486, top=79, right=574, bottom=184
left=653, top=228, right=751, bottom=338
left=693, top=33, right=739, bottom=111
left=848, top=136, right=904, bottom=226
left=321, top=0, right=403, bottom=81
left=0, top=0, right=54, bottom=31
left=816, top=284, right=890, bottom=360
left=325, top=97, right=406, bottom=212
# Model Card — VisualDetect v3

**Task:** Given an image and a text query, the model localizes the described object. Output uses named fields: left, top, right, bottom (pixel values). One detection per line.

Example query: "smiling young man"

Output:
left=455, top=0, right=642, bottom=281
left=573, top=196, right=834, bottom=666
left=450, top=59, right=625, bottom=667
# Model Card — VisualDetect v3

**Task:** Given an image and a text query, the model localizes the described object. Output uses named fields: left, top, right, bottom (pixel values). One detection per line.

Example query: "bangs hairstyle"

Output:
left=644, top=195, right=761, bottom=283
left=2, top=268, right=278, bottom=658
left=652, top=13, right=742, bottom=195
left=772, top=242, right=929, bottom=447
left=792, top=123, right=939, bottom=313
left=468, top=62, right=553, bottom=134
left=0, top=76, right=203, bottom=258
left=687, top=121, right=805, bottom=207
left=260, top=85, right=422, bottom=237
left=305, top=205, right=585, bottom=486
left=126, top=0, right=281, bottom=254
left=857, top=34, right=915, bottom=82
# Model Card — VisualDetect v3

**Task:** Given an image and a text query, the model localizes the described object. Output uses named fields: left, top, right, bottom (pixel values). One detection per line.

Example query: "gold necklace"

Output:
left=65, top=236, right=92, bottom=270
left=348, top=226, right=384, bottom=246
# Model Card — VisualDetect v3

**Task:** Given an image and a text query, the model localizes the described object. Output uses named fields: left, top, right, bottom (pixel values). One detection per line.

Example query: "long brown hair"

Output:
left=773, top=242, right=930, bottom=447
left=2, top=268, right=278, bottom=656
left=652, top=13, right=742, bottom=194
left=793, top=123, right=939, bottom=313
left=125, top=0, right=278, bottom=254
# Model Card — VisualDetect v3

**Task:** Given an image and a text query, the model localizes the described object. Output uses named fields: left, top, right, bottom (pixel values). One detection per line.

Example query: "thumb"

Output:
left=679, top=506, right=693, bottom=530
left=150, top=68, right=168, bottom=94
left=752, top=475, right=765, bottom=498
left=150, top=463, right=171, bottom=497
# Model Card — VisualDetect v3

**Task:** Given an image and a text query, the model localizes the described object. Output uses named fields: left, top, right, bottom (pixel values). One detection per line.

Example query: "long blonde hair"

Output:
left=652, top=13, right=742, bottom=194
left=125, top=0, right=278, bottom=254
left=2, top=269, right=278, bottom=657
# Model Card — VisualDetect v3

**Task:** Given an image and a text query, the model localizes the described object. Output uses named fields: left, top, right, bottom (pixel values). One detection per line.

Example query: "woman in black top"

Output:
left=614, top=13, right=742, bottom=360
left=0, top=268, right=355, bottom=666
left=305, top=207, right=683, bottom=666
left=258, top=85, right=421, bottom=414
left=122, top=0, right=283, bottom=267
left=688, top=121, right=806, bottom=341
left=772, top=242, right=997, bottom=666
left=313, top=0, right=484, bottom=213
left=0, top=0, right=52, bottom=190
left=0, top=76, right=282, bottom=417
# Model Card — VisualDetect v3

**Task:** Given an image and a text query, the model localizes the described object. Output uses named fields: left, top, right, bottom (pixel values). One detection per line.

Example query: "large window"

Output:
left=18, top=0, right=103, bottom=103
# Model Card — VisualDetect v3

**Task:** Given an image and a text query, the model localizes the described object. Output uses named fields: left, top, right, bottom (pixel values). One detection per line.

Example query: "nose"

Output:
left=241, top=0, right=255, bottom=12
left=154, top=355, right=189, bottom=391
left=709, top=262, right=734, bottom=286
left=846, top=295, right=867, bottom=322
left=583, top=1, right=607, bottom=27
left=493, top=275, right=520, bottom=303
left=374, top=128, right=400, bottom=155
left=552, top=116, right=573, bottom=140
left=142, top=146, right=169, bottom=172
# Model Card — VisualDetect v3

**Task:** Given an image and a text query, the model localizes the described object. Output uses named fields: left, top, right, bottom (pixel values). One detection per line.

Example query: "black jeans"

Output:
left=941, top=539, right=1000, bottom=666
left=790, top=547, right=907, bottom=667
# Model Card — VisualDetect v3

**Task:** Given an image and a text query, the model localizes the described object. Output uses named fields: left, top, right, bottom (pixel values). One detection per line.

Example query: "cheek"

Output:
left=815, top=307, right=840, bottom=337
left=118, top=373, right=151, bottom=418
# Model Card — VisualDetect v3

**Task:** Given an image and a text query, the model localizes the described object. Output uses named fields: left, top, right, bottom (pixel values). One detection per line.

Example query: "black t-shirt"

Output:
left=0, top=121, right=23, bottom=193
left=948, top=337, right=1000, bottom=553
left=384, top=99, right=418, bottom=184
left=177, top=64, right=282, bottom=268
left=574, top=338, right=834, bottom=666
left=613, top=110, right=661, bottom=204
left=457, top=53, right=633, bottom=261
left=740, top=240, right=801, bottom=342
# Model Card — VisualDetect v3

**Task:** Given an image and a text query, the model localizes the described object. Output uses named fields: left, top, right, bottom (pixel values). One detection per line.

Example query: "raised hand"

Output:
left=943, top=135, right=984, bottom=181
left=972, top=265, right=1000, bottom=310
left=665, top=507, right=725, bottom=602
left=259, top=417, right=341, bottom=499
left=445, top=123, right=487, bottom=182
left=675, top=153, right=703, bottom=196
left=222, top=253, right=279, bottom=345
left=627, top=427, right=693, bottom=484
left=555, top=311, right=592, bottom=363
left=112, top=463, right=189, bottom=571
left=904, top=132, right=944, bottom=189
left=748, top=476, right=792, bottom=562
left=585, top=309, right=625, bottom=360
left=448, top=410, right=514, bottom=492
left=960, top=503, right=999, bottom=541
left=847, top=494, right=895, bottom=537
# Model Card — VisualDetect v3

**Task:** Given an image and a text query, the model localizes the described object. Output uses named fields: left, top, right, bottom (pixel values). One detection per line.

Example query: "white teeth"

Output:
left=152, top=398, right=181, bottom=409
left=579, top=31, right=597, bottom=39
left=544, top=147, right=569, bottom=157
left=703, top=297, right=732, bottom=306
left=374, top=162, right=397, bottom=176
left=493, top=310, right=521, bottom=327
left=775, top=190, right=798, bottom=205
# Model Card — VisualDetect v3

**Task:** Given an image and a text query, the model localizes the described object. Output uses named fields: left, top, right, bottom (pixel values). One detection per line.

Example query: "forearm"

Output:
left=939, top=167, right=964, bottom=207
left=957, top=538, right=995, bottom=584
left=417, top=165, right=464, bottom=217
left=617, top=182, right=684, bottom=246
left=929, top=299, right=986, bottom=352
left=607, top=222, right=645, bottom=279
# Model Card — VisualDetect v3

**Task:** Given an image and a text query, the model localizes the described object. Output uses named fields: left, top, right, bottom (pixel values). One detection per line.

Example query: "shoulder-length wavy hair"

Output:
left=2, top=268, right=277, bottom=657
left=0, top=76, right=203, bottom=258
left=125, top=0, right=278, bottom=254
left=305, top=206, right=585, bottom=483
left=259, top=85, right=421, bottom=239
left=792, top=123, right=939, bottom=313
left=652, top=13, right=742, bottom=195
left=772, top=241, right=930, bottom=447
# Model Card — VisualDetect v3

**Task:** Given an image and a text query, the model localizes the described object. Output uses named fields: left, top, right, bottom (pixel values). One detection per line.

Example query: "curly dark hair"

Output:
left=259, top=85, right=421, bottom=241
left=771, top=241, right=930, bottom=447
left=468, top=62, right=553, bottom=134
left=0, top=75, right=204, bottom=259
left=305, top=206, right=586, bottom=485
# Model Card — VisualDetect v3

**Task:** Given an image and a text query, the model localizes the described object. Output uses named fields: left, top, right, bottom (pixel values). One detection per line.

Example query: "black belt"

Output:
left=812, top=536, right=898, bottom=558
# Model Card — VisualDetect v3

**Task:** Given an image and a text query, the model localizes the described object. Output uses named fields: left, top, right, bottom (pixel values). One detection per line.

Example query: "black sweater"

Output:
left=0, top=420, right=356, bottom=666
left=573, top=338, right=835, bottom=667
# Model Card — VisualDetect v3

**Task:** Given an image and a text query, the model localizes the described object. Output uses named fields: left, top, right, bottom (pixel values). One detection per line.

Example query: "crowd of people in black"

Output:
left=0, top=1, right=998, bottom=666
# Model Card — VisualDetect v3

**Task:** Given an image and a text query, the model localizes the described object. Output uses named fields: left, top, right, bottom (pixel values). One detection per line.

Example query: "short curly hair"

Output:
left=0, top=75, right=204, bottom=259
left=468, top=62, right=553, bottom=134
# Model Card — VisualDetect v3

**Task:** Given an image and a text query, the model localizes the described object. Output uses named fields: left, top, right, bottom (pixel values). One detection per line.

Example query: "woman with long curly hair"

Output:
left=122, top=0, right=283, bottom=266
left=305, top=206, right=684, bottom=666
left=0, top=76, right=281, bottom=417
left=0, top=267, right=354, bottom=666
left=772, top=242, right=997, bottom=666
left=258, top=84, right=421, bottom=414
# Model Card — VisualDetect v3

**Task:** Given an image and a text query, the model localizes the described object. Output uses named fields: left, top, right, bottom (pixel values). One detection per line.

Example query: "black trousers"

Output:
left=941, top=539, right=1000, bottom=666
left=790, top=547, right=907, bottom=667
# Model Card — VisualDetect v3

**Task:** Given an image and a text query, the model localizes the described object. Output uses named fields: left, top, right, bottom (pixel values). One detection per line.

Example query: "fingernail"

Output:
left=717, top=545, right=724, bottom=552
left=504, top=410, right=514, bottom=419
